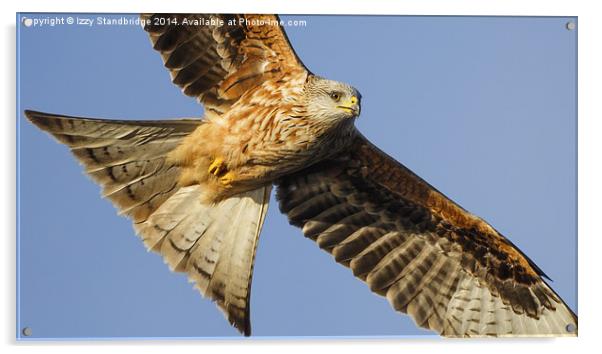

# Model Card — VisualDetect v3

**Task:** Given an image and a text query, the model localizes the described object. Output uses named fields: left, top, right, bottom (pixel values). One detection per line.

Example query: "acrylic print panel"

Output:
left=17, top=14, right=577, bottom=339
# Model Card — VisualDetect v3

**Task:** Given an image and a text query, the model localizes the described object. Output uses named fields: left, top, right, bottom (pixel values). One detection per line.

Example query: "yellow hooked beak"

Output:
left=337, top=95, right=360, bottom=116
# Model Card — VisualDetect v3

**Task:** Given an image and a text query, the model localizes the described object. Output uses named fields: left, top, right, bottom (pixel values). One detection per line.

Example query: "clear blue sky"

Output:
left=17, top=14, right=577, bottom=339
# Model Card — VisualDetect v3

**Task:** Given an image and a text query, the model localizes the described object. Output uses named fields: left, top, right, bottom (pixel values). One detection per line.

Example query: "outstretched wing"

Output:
left=142, top=13, right=308, bottom=116
left=276, top=134, right=577, bottom=337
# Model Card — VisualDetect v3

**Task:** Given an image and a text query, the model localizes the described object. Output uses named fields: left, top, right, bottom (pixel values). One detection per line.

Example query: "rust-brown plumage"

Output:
left=25, top=13, right=576, bottom=337
left=142, top=13, right=357, bottom=202
left=277, top=136, right=576, bottom=335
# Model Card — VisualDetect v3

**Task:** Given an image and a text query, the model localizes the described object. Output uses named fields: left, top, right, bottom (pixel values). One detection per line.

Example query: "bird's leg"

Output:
left=208, top=157, right=237, bottom=186
left=219, top=171, right=236, bottom=186
left=208, top=157, right=226, bottom=176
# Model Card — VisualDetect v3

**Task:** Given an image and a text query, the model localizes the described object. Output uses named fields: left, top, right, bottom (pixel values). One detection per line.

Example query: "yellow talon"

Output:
left=208, top=157, right=225, bottom=176
left=219, top=172, right=235, bottom=186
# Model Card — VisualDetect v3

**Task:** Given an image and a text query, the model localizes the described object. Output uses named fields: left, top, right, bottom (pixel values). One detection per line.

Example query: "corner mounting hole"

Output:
left=565, top=323, right=576, bottom=333
left=22, top=327, right=32, bottom=337
left=566, top=22, right=576, bottom=31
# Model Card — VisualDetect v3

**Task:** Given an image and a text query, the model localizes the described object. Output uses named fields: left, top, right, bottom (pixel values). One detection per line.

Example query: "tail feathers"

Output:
left=25, top=110, right=272, bottom=336
left=136, top=184, right=271, bottom=336
left=25, top=110, right=202, bottom=223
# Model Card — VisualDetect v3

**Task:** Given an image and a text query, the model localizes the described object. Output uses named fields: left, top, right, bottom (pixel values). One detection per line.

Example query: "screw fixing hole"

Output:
left=566, top=22, right=576, bottom=31
left=566, top=323, right=576, bottom=333
left=22, top=327, right=32, bottom=337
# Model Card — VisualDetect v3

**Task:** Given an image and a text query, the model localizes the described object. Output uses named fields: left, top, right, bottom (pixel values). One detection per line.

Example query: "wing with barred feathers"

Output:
left=141, top=13, right=308, bottom=116
left=276, top=134, right=577, bottom=337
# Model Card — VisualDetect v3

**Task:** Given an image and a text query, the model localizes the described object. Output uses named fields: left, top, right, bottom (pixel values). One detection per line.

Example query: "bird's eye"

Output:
left=330, top=92, right=341, bottom=102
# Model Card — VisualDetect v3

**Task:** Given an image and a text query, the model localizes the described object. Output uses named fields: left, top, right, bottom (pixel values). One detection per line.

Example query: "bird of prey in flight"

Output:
left=25, top=13, right=577, bottom=337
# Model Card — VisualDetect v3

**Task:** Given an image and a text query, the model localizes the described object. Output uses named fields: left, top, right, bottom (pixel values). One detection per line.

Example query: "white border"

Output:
left=3, top=1, right=600, bottom=354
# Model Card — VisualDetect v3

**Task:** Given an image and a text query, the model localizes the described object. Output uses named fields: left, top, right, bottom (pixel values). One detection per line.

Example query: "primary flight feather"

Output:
left=25, top=13, right=577, bottom=337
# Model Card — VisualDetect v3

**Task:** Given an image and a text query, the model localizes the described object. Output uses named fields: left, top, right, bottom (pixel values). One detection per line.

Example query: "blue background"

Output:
left=16, top=14, right=577, bottom=339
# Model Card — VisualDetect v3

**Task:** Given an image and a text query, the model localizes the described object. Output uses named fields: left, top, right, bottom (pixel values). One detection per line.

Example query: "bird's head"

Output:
left=303, top=75, right=361, bottom=124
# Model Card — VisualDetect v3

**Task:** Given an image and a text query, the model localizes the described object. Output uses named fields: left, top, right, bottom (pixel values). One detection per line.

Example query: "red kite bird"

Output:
left=25, top=13, right=577, bottom=337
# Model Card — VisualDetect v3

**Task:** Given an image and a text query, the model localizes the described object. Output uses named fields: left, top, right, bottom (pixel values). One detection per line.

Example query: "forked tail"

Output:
left=25, top=110, right=271, bottom=335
